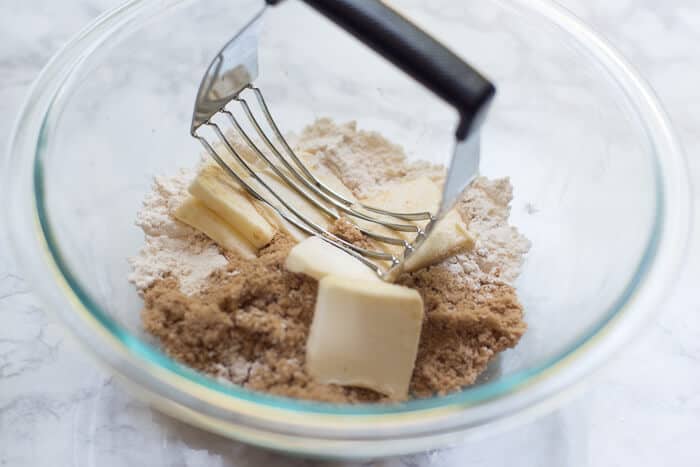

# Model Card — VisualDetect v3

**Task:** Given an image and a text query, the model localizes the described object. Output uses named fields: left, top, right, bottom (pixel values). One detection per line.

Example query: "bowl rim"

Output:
left=3, top=0, right=692, bottom=455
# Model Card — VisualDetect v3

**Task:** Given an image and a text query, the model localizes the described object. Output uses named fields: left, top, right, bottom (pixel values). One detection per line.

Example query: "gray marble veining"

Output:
left=1, top=1, right=699, bottom=466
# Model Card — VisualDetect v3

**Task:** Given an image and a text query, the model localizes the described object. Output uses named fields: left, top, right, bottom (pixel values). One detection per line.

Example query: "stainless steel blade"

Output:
left=439, top=131, right=481, bottom=215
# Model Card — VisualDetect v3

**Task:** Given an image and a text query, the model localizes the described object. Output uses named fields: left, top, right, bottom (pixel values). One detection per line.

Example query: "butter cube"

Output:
left=306, top=276, right=424, bottom=399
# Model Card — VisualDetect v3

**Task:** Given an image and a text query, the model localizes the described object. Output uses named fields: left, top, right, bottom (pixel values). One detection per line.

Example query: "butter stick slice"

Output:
left=362, top=176, right=442, bottom=221
left=355, top=176, right=443, bottom=256
left=255, top=203, right=309, bottom=243
left=174, top=196, right=256, bottom=259
left=403, top=208, right=475, bottom=272
left=189, top=164, right=276, bottom=248
left=285, top=236, right=380, bottom=282
left=306, top=276, right=424, bottom=399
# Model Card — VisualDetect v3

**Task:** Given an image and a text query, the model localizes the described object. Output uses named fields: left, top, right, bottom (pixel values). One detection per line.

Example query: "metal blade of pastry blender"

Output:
left=439, top=131, right=481, bottom=216
left=191, top=9, right=264, bottom=134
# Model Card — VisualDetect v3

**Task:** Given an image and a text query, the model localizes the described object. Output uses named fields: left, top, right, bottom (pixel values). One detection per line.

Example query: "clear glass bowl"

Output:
left=1, top=0, right=691, bottom=458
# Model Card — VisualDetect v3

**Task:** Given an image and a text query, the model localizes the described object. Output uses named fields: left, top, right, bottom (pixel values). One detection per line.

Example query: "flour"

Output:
left=451, top=177, right=531, bottom=288
left=295, top=118, right=445, bottom=198
left=128, top=169, right=228, bottom=296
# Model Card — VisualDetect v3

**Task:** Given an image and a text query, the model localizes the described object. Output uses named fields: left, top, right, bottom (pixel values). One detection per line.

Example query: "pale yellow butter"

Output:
left=188, top=164, right=276, bottom=249
left=306, top=276, right=424, bottom=399
left=362, top=176, right=441, bottom=218
left=174, top=196, right=256, bottom=259
left=403, top=208, right=475, bottom=272
left=286, top=236, right=380, bottom=281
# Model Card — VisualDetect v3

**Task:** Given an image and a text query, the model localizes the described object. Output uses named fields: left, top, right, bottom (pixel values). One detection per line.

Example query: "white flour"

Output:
left=445, top=177, right=531, bottom=291
left=128, top=169, right=228, bottom=296
left=129, top=118, right=529, bottom=298
left=295, top=118, right=445, bottom=198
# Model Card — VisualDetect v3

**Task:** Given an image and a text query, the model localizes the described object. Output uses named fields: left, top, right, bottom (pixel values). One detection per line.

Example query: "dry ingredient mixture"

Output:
left=130, top=118, right=530, bottom=402
left=128, top=170, right=228, bottom=296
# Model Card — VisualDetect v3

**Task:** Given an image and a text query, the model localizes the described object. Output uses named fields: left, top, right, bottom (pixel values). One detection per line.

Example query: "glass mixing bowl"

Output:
left=2, top=0, right=691, bottom=458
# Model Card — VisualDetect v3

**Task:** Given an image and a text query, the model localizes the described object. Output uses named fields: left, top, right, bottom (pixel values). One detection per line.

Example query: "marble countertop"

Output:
left=1, top=0, right=698, bottom=466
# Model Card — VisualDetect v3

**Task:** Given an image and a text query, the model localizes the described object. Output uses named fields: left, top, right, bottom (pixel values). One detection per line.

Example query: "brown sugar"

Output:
left=400, top=268, right=526, bottom=396
left=328, top=217, right=368, bottom=247
left=142, top=232, right=525, bottom=403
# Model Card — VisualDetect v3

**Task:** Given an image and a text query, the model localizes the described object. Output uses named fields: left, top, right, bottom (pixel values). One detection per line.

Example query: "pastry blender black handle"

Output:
left=266, top=0, right=495, bottom=140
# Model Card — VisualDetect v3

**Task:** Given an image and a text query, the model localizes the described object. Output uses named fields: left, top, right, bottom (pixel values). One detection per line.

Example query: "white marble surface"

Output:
left=1, top=0, right=699, bottom=466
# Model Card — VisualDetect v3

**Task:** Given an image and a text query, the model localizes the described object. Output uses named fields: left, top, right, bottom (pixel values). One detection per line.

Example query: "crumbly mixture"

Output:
left=328, top=217, right=375, bottom=250
left=143, top=235, right=384, bottom=403
left=131, top=118, right=530, bottom=402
